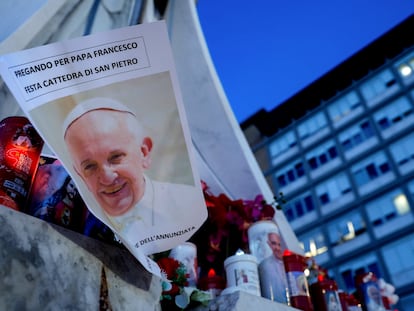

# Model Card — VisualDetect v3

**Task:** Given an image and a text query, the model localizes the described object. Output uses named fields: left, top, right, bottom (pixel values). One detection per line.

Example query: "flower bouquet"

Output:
left=157, top=256, right=210, bottom=310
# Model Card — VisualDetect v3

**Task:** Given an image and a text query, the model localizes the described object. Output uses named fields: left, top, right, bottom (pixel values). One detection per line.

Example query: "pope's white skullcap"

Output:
left=266, top=225, right=280, bottom=236
left=63, top=97, right=135, bottom=137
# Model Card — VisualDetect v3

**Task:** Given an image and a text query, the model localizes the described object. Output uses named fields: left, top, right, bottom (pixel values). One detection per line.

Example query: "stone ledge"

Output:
left=0, top=206, right=162, bottom=311
left=0, top=206, right=302, bottom=311
left=191, top=290, right=300, bottom=311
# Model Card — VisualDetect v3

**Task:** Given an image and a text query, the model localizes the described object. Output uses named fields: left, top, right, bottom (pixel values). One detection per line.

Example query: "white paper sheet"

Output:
left=0, top=21, right=208, bottom=277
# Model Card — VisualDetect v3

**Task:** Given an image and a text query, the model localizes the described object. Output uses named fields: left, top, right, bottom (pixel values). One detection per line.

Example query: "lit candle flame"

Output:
left=235, top=249, right=245, bottom=256
left=208, top=268, right=216, bottom=278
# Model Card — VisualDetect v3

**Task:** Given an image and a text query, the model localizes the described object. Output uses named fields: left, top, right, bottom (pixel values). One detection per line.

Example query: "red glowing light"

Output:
left=207, top=268, right=216, bottom=278
left=283, top=249, right=294, bottom=257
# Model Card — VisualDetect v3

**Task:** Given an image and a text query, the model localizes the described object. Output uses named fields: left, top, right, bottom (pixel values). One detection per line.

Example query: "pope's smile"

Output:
left=102, top=182, right=126, bottom=195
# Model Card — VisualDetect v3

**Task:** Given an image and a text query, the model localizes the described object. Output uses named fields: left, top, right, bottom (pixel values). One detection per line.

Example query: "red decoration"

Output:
left=198, top=268, right=226, bottom=292
left=283, top=250, right=314, bottom=311
left=192, top=182, right=277, bottom=274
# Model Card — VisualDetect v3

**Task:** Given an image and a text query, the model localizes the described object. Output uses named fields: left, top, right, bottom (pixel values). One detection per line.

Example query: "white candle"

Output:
left=169, top=242, right=198, bottom=286
left=224, top=249, right=261, bottom=296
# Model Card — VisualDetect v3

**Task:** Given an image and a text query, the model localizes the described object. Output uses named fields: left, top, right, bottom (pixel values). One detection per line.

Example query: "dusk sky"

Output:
left=196, top=1, right=414, bottom=123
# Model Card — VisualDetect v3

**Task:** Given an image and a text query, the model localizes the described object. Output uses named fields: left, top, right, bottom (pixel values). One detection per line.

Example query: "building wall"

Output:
left=246, top=36, right=414, bottom=311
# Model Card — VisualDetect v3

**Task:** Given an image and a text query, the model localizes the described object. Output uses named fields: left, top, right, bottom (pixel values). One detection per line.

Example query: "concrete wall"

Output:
left=0, top=206, right=162, bottom=310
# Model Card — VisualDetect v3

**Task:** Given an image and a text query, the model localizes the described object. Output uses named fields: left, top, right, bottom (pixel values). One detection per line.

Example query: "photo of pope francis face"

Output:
left=63, top=97, right=153, bottom=217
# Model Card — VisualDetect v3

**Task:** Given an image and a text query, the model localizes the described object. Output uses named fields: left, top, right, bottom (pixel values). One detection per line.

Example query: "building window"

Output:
left=360, top=69, right=397, bottom=102
left=338, top=254, right=383, bottom=292
left=275, top=159, right=306, bottom=188
left=351, top=151, right=390, bottom=187
left=395, top=51, right=414, bottom=80
left=327, top=211, right=366, bottom=247
left=299, top=229, right=328, bottom=258
left=339, top=119, right=375, bottom=152
left=381, top=233, right=414, bottom=287
left=365, top=188, right=411, bottom=228
left=374, top=96, right=413, bottom=131
left=269, top=130, right=297, bottom=163
left=297, top=112, right=328, bottom=140
left=327, top=91, right=362, bottom=123
left=306, top=140, right=338, bottom=171
left=408, top=179, right=414, bottom=199
left=316, top=173, right=352, bottom=206
left=283, top=192, right=315, bottom=222
left=389, top=132, right=414, bottom=169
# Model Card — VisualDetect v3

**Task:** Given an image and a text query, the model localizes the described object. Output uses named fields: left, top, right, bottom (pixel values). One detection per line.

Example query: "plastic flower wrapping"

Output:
left=157, top=256, right=210, bottom=310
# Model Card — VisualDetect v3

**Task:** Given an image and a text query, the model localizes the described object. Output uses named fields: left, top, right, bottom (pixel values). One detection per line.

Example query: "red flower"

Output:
left=157, top=257, right=181, bottom=279
left=198, top=181, right=279, bottom=267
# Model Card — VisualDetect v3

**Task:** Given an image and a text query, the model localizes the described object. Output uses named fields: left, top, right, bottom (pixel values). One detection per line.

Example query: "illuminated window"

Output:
left=365, top=188, right=411, bottom=227
left=328, top=212, right=366, bottom=246
left=395, top=51, right=414, bottom=80
left=394, top=194, right=410, bottom=215
left=399, top=63, right=412, bottom=77
left=299, top=230, right=328, bottom=257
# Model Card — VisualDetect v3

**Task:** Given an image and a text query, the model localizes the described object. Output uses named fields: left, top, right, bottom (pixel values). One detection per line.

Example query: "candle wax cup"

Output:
left=224, top=253, right=261, bottom=296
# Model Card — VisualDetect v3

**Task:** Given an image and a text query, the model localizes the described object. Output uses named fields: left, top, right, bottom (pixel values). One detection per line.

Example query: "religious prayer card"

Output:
left=0, top=21, right=208, bottom=277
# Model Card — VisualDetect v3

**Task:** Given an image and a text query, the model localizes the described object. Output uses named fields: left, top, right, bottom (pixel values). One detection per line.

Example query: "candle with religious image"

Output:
left=248, top=220, right=289, bottom=303
left=169, top=242, right=198, bottom=287
left=283, top=249, right=314, bottom=311
left=248, top=220, right=282, bottom=263
left=354, top=272, right=385, bottom=311
left=0, top=116, right=43, bottom=211
left=310, top=278, right=343, bottom=311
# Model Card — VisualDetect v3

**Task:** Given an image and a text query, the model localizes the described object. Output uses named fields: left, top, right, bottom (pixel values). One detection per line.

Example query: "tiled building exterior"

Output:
left=242, top=15, right=414, bottom=310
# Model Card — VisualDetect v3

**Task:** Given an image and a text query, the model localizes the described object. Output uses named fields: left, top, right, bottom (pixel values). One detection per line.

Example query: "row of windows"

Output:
left=337, top=253, right=383, bottom=293
left=338, top=119, right=374, bottom=152
left=296, top=185, right=413, bottom=253
left=329, top=231, right=414, bottom=294
left=269, top=49, right=414, bottom=166
left=282, top=129, right=414, bottom=223
left=283, top=192, right=315, bottom=220
left=273, top=102, right=414, bottom=194
left=276, top=148, right=388, bottom=196
left=352, top=151, right=390, bottom=187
